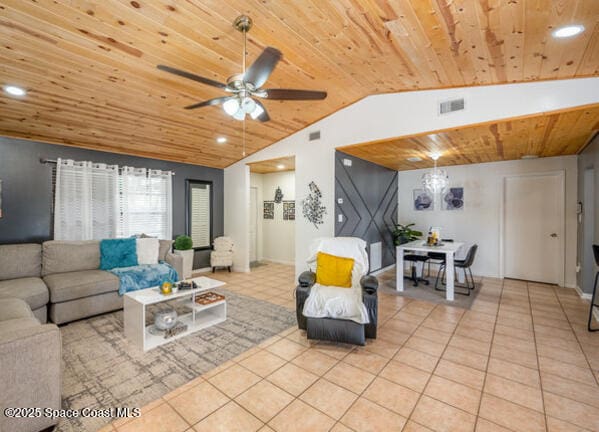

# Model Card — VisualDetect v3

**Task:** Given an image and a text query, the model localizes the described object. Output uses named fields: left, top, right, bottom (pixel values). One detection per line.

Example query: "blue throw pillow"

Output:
left=100, top=238, right=138, bottom=270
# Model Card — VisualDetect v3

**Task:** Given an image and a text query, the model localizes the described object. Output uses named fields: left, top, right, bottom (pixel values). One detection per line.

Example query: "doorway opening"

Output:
left=247, top=156, right=296, bottom=268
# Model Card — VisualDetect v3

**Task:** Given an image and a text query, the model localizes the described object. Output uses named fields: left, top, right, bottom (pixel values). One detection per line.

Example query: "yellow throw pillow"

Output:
left=316, top=252, right=354, bottom=288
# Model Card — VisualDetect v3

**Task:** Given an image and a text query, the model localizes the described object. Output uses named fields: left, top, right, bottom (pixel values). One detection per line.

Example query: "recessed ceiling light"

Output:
left=521, top=154, right=539, bottom=159
left=216, top=136, right=227, bottom=144
left=277, top=164, right=285, bottom=169
left=3, top=85, right=26, bottom=96
left=552, top=25, right=584, bottom=38
left=407, top=157, right=422, bottom=162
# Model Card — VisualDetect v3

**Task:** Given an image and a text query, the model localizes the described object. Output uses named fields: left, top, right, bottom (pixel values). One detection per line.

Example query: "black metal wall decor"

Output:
left=274, top=186, right=283, bottom=203
left=302, top=181, right=326, bottom=228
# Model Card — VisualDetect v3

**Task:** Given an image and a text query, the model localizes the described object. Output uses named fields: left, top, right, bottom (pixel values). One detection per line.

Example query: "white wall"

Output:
left=224, top=78, right=599, bottom=275
left=259, top=171, right=295, bottom=264
left=397, top=156, right=579, bottom=287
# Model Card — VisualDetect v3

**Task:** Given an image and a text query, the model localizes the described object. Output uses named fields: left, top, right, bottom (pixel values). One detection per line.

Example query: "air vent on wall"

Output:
left=309, top=130, right=321, bottom=141
left=439, top=98, right=465, bottom=115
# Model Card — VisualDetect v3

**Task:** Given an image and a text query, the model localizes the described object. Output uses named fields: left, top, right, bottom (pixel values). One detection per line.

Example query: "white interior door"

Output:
left=503, top=173, right=564, bottom=285
left=249, top=187, right=258, bottom=262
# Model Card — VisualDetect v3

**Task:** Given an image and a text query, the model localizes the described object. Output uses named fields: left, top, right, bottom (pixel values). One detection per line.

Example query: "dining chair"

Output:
left=403, top=253, right=430, bottom=287
left=435, top=244, right=478, bottom=296
left=587, top=244, right=599, bottom=332
left=427, top=239, right=454, bottom=277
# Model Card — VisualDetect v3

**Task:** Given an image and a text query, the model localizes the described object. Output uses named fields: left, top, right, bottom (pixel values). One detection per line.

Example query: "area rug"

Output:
left=379, top=276, right=481, bottom=309
left=56, top=288, right=296, bottom=432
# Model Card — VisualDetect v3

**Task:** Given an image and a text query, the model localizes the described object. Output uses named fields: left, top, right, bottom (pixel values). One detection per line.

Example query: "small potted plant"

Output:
left=392, top=223, right=423, bottom=246
left=173, top=235, right=194, bottom=279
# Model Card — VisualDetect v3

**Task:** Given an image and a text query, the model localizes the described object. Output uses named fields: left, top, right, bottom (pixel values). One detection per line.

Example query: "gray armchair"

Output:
left=295, top=271, right=378, bottom=346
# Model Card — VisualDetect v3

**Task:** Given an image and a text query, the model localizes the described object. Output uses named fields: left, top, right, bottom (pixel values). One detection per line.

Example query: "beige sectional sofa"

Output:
left=0, top=239, right=182, bottom=324
left=0, top=239, right=181, bottom=432
left=0, top=244, right=49, bottom=322
left=0, top=298, right=61, bottom=432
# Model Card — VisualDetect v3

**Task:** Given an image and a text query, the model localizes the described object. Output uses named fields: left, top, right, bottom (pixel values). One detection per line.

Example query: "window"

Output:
left=53, top=158, right=173, bottom=240
left=119, top=167, right=173, bottom=240
left=187, top=180, right=212, bottom=249
left=54, top=159, right=119, bottom=240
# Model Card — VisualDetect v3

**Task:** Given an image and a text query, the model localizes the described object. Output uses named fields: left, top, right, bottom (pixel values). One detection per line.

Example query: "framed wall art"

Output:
left=263, top=201, right=274, bottom=219
left=283, top=201, right=295, bottom=220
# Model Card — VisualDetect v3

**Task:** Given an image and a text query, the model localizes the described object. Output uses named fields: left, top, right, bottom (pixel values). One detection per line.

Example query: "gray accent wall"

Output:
left=0, top=137, right=224, bottom=269
left=335, top=151, right=398, bottom=270
left=577, top=134, right=599, bottom=294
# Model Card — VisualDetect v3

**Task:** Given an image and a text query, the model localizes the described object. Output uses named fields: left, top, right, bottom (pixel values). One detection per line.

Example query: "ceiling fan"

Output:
left=157, top=15, right=327, bottom=122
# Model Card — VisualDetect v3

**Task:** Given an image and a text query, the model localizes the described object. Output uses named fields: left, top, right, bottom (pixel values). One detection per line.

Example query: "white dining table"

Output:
left=396, top=240, right=464, bottom=301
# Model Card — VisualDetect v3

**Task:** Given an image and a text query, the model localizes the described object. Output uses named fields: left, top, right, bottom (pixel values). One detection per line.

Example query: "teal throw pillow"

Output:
left=100, top=238, right=138, bottom=270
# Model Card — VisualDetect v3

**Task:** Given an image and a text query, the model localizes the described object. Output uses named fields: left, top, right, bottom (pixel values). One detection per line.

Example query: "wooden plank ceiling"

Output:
left=0, top=1, right=598, bottom=168
left=338, top=104, right=599, bottom=171
left=248, top=156, right=295, bottom=174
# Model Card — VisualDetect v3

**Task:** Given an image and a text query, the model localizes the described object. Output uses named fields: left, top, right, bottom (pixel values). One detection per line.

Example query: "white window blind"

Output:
left=189, top=183, right=211, bottom=248
left=119, top=167, right=172, bottom=240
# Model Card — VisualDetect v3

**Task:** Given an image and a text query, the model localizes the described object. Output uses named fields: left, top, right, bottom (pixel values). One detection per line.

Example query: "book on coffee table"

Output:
left=195, top=292, right=225, bottom=305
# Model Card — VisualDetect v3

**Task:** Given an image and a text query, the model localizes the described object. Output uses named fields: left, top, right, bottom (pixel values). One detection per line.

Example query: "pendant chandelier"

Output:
left=421, top=153, right=449, bottom=193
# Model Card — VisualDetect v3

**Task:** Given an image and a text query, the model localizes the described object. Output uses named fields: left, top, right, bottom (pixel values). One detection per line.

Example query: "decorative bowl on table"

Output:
left=154, top=308, right=178, bottom=331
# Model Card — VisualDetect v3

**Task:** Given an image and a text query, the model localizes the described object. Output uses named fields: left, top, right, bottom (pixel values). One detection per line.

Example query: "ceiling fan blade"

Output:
left=252, top=99, right=270, bottom=122
left=244, top=47, right=282, bottom=88
left=157, top=65, right=227, bottom=89
left=184, top=96, right=231, bottom=110
left=261, top=88, right=327, bottom=100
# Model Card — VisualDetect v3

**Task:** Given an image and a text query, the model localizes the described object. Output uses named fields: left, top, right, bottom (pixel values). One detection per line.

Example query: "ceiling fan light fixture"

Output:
left=232, top=109, right=245, bottom=121
left=241, top=96, right=256, bottom=114
left=250, top=103, right=264, bottom=120
left=223, top=98, right=240, bottom=116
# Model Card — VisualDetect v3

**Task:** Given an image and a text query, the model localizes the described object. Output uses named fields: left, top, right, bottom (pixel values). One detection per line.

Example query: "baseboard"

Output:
left=262, top=258, right=295, bottom=265
left=371, top=264, right=395, bottom=276
left=574, top=285, right=592, bottom=300
left=192, top=267, right=212, bottom=273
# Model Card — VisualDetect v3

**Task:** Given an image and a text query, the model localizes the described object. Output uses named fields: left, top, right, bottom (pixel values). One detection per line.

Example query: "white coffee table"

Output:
left=124, top=276, right=226, bottom=351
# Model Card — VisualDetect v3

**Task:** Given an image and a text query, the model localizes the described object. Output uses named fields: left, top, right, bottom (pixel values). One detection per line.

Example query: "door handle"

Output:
left=550, top=233, right=558, bottom=238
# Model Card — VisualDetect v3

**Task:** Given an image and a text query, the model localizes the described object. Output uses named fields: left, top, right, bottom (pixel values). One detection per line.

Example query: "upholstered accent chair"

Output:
left=295, top=237, right=378, bottom=346
left=210, top=237, right=234, bottom=272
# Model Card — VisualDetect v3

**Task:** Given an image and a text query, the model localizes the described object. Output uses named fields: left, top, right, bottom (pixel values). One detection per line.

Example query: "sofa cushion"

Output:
left=44, top=270, right=119, bottom=303
left=0, top=278, right=49, bottom=310
left=100, top=238, right=138, bottom=270
left=0, top=317, right=40, bottom=334
left=0, top=244, right=42, bottom=281
left=42, top=240, right=100, bottom=276
left=0, top=298, right=35, bottom=321
left=159, top=240, right=173, bottom=261
left=136, top=238, right=159, bottom=265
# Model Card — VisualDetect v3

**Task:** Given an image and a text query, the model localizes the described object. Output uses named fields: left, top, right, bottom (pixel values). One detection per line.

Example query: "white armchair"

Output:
left=210, top=237, right=234, bottom=272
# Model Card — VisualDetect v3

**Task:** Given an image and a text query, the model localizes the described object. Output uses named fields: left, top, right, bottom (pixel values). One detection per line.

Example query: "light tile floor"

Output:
left=103, top=263, right=599, bottom=432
